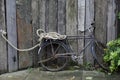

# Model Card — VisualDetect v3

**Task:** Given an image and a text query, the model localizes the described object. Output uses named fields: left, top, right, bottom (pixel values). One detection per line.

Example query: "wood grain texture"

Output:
left=107, top=0, right=116, bottom=42
left=66, top=0, right=78, bottom=57
left=0, top=0, right=7, bottom=73
left=39, top=0, right=46, bottom=31
left=84, top=0, right=94, bottom=64
left=116, top=0, right=120, bottom=36
left=46, top=0, right=58, bottom=32
left=58, top=0, right=66, bottom=34
left=16, top=0, right=33, bottom=69
left=77, top=0, right=85, bottom=64
left=32, top=0, right=39, bottom=67
left=6, top=0, right=18, bottom=72
left=95, top=0, right=108, bottom=44
left=78, top=0, right=85, bottom=31
left=32, top=0, right=46, bottom=66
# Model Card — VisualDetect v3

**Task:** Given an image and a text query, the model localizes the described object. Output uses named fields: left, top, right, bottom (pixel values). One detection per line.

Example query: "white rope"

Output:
left=2, top=33, right=40, bottom=51
left=0, top=30, right=40, bottom=51
left=0, top=29, right=67, bottom=52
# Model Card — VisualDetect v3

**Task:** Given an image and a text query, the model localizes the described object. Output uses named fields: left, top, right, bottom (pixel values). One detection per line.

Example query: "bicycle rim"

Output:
left=91, top=41, right=108, bottom=71
left=38, top=40, right=69, bottom=71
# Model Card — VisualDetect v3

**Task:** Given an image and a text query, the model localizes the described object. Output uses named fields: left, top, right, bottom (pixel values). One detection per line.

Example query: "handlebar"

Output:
left=79, top=23, right=95, bottom=33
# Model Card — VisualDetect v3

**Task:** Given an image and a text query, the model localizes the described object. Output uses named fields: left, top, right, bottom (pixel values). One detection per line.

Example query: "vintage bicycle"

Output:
left=0, top=24, right=108, bottom=72
left=37, top=24, right=108, bottom=72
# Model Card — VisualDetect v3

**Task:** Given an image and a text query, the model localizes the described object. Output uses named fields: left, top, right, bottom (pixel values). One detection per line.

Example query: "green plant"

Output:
left=104, top=38, right=120, bottom=73
left=118, top=12, right=120, bottom=20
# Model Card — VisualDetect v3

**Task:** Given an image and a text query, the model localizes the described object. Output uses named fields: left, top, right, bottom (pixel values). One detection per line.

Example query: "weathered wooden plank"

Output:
left=16, top=0, right=33, bottom=69
left=58, top=0, right=66, bottom=34
left=31, top=0, right=39, bottom=67
left=39, top=0, right=46, bottom=31
left=78, top=0, right=85, bottom=31
left=32, top=0, right=46, bottom=66
left=84, top=0, right=94, bottom=64
left=66, top=0, right=77, bottom=36
left=77, top=0, right=85, bottom=64
left=94, top=0, right=108, bottom=67
left=6, top=0, right=18, bottom=72
left=45, top=0, right=49, bottom=32
left=0, top=0, right=7, bottom=73
left=46, top=0, right=58, bottom=32
left=66, top=0, right=78, bottom=61
left=107, top=0, right=116, bottom=42
left=95, top=0, right=108, bottom=44
left=32, top=0, right=39, bottom=47
left=116, top=0, right=120, bottom=36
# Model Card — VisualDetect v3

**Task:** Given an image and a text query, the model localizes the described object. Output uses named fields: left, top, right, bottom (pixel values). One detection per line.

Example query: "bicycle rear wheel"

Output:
left=38, top=40, right=69, bottom=71
left=91, top=41, right=108, bottom=71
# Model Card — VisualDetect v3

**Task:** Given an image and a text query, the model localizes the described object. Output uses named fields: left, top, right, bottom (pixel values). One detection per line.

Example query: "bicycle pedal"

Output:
left=71, top=55, right=78, bottom=62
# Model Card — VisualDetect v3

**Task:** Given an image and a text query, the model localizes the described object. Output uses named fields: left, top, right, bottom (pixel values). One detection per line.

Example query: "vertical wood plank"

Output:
left=84, top=0, right=94, bottom=64
left=45, top=0, right=49, bottom=32
left=116, top=0, right=120, bottom=36
left=66, top=0, right=77, bottom=37
left=16, top=0, right=33, bottom=69
left=0, top=0, right=7, bottom=73
left=58, top=0, right=66, bottom=34
left=46, top=0, right=58, bottom=32
left=32, top=0, right=39, bottom=36
left=77, top=0, right=85, bottom=64
left=107, top=0, right=116, bottom=42
left=78, top=0, right=85, bottom=31
left=94, top=0, right=108, bottom=68
left=6, top=0, right=18, bottom=72
left=39, top=0, right=46, bottom=30
left=66, top=0, right=78, bottom=60
left=32, top=0, right=46, bottom=66
left=95, top=0, right=108, bottom=44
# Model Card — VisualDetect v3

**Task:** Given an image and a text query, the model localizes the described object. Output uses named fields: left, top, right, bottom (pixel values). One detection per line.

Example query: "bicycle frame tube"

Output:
left=67, top=35, right=92, bottom=40
left=66, top=32, right=95, bottom=56
left=78, top=39, right=93, bottom=54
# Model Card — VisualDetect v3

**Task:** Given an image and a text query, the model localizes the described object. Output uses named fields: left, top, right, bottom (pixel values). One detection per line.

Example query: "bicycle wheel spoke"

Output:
left=38, top=56, right=53, bottom=63
left=38, top=40, right=69, bottom=71
left=54, top=44, right=60, bottom=54
left=50, top=40, right=55, bottom=55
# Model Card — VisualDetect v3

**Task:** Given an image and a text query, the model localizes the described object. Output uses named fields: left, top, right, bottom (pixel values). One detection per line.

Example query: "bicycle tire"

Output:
left=38, top=40, right=69, bottom=71
left=91, top=41, right=108, bottom=71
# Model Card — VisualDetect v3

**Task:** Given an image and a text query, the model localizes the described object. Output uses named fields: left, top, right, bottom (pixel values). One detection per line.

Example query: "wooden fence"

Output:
left=0, top=0, right=117, bottom=74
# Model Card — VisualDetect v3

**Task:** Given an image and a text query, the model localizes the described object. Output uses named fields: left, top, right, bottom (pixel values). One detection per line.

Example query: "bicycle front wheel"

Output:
left=91, top=41, right=108, bottom=71
left=38, top=40, right=69, bottom=71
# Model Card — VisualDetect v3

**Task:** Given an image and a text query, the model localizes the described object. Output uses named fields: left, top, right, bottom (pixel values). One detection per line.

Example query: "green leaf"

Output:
left=109, top=52, right=117, bottom=59
left=118, top=12, right=120, bottom=19
left=118, top=60, right=120, bottom=66
left=104, top=55, right=110, bottom=62
left=104, top=38, right=120, bottom=73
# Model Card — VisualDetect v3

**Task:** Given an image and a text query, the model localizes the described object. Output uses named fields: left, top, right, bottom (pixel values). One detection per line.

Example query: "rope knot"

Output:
left=0, top=29, right=7, bottom=35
